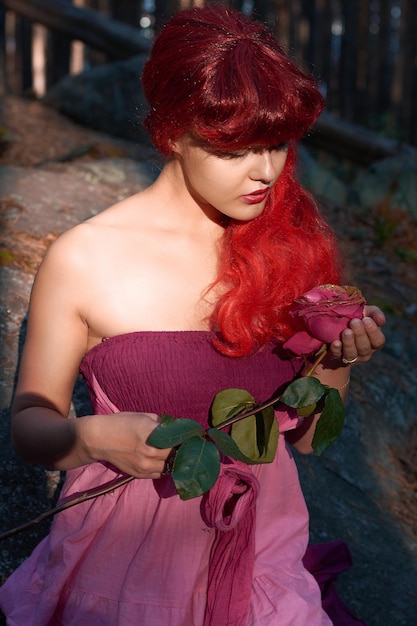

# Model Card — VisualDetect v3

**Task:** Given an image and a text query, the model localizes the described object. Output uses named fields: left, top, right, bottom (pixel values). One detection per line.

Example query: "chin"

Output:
left=231, top=207, right=266, bottom=222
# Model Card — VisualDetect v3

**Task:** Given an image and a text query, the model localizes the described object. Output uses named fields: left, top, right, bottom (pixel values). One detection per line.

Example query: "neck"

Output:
left=150, top=160, right=226, bottom=233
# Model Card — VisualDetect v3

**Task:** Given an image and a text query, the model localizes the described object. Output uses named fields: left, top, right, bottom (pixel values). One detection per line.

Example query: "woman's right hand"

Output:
left=78, top=411, right=172, bottom=479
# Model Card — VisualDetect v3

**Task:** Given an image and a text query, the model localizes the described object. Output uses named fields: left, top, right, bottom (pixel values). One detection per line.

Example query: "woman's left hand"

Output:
left=328, top=305, right=386, bottom=365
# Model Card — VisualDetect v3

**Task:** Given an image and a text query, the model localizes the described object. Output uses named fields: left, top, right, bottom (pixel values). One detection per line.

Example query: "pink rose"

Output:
left=283, top=284, right=366, bottom=355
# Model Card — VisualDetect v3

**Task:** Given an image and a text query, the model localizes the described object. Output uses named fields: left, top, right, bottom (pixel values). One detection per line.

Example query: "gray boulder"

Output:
left=43, top=55, right=150, bottom=144
left=350, top=155, right=417, bottom=219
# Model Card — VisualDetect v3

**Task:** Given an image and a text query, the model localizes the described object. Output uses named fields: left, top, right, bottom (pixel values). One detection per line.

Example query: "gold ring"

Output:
left=342, top=356, right=358, bottom=365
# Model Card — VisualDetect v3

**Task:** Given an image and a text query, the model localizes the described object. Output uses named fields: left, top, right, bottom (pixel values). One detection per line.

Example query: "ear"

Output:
left=169, top=138, right=183, bottom=156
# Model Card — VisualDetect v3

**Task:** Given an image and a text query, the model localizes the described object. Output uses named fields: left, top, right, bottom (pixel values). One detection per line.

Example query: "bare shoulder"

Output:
left=40, top=192, right=146, bottom=269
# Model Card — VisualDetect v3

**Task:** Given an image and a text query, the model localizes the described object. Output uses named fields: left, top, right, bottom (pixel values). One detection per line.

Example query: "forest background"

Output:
left=1, top=0, right=417, bottom=149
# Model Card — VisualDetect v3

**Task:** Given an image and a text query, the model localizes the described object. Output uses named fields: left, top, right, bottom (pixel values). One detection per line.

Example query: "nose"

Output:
left=249, top=151, right=280, bottom=184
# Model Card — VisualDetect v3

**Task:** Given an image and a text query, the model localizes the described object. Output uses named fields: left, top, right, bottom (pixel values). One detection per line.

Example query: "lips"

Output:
left=241, top=188, right=270, bottom=204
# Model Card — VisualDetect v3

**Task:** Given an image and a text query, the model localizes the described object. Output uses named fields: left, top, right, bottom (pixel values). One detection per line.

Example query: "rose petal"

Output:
left=303, top=306, right=365, bottom=343
left=283, top=331, right=323, bottom=355
left=305, top=314, right=352, bottom=343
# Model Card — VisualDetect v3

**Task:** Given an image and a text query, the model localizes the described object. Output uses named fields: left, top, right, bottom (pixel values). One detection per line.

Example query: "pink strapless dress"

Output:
left=0, top=332, right=360, bottom=625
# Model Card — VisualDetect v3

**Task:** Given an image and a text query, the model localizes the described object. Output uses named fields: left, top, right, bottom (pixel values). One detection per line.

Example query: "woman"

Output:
left=0, top=5, right=385, bottom=625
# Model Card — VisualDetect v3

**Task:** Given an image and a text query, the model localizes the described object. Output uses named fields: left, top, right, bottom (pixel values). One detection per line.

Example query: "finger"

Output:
left=326, top=326, right=359, bottom=365
left=143, top=444, right=173, bottom=465
left=328, top=339, right=343, bottom=361
left=363, top=305, right=386, bottom=327
left=342, top=317, right=386, bottom=362
left=346, top=319, right=374, bottom=358
left=329, top=315, right=386, bottom=365
left=338, top=321, right=367, bottom=362
left=135, top=450, right=173, bottom=479
left=339, top=326, right=361, bottom=362
left=362, top=316, right=386, bottom=351
left=138, top=470, right=168, bottom=480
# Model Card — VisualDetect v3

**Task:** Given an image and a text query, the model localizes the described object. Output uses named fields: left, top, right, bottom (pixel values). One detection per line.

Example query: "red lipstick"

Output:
left=241, top=188, right=270, bottom=204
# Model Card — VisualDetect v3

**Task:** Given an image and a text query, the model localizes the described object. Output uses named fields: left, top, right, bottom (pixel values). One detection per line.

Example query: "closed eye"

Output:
left=207, top=143, right=288, bottom=160
left=268, top=143, right=288, bottom=152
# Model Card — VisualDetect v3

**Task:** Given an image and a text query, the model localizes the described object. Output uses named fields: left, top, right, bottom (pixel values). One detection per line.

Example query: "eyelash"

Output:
left=215, top=143, right=288, bottom=160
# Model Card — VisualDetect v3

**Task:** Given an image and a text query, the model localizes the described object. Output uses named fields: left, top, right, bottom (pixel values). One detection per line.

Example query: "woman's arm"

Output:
left=11, top=229, right=170, bottom=478
left=286, top=306, right=386, bottom=453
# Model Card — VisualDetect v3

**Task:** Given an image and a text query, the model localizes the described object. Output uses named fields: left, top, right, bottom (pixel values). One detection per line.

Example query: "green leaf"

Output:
left=297, top=402, right=317, bottom=418
left=207, top=428, right=255, bottom=464
left=172, top=436, right=220, bottom=500
left=148, top=418, right=204, bottom=448
left=160, top=413, right=175, bottom=425
left=280, top=377, right=326, bottom=409
left=211, top=388, right=255, bottom=427
left=231, top=406, right=278, bottom=463
left=312, top=388, right=345, bottom=456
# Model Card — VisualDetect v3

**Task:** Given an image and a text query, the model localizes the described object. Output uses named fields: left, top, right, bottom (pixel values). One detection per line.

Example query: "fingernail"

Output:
left=362, top=317, right=373, bottom=327
left=350, top=319, right=361, bottom=329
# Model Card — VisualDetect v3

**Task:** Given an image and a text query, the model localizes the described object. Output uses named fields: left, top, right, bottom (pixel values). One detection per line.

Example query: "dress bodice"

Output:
left=79, top=331, right=303, bottom=426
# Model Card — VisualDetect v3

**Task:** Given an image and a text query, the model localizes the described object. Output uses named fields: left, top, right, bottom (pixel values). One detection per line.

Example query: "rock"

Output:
left=350, top=155, right=417, bottom=219
left=43, top=54, right=151, bottom=144
left=298, top=145, right=348, bottom=206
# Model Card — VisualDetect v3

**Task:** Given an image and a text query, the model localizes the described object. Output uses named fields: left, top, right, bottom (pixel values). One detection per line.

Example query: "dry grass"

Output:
left=0, top=198, right=59, bottom=273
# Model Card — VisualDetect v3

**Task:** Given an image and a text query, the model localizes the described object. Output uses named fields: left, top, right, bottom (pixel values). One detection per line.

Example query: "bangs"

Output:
left=193, top=105, right=293, bottom=153
left=191, top=42, right=324, bottom=151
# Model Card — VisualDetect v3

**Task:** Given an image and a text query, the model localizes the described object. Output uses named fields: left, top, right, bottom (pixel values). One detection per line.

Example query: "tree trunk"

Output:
left=14, top=13, right=32, bottom=93
left=45, top=0, right=71, bottom=89
left=153, top=0, right=178, bottom=34
left=339, top=0, right=358, bottom=121
left=0, top=6, right=5, bottom=93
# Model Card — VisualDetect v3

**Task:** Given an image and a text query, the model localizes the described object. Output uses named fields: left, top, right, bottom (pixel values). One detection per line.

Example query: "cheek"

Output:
left=193, top=164, right=234, bottom=193
left=273, top=153, right=288, bottom=179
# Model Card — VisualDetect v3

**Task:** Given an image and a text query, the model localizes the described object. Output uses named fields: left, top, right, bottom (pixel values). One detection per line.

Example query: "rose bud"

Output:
left=283, top=284, right=367, bottom=355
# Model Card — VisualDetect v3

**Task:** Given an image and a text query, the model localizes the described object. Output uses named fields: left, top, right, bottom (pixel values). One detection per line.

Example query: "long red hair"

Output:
left=142, top=5, right=342, bottom=356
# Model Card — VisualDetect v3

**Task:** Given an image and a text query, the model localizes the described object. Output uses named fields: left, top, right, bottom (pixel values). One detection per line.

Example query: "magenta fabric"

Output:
left=303, top=541, right=366, bottom=625
left=202, top=461, right=259, bottom=626
left=0, top=331, right=358, bottom=625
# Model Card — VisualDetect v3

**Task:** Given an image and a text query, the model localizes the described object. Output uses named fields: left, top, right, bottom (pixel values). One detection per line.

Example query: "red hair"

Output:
left=142, top=6, right=342, bottom=356
left=210, top=145, right=341, bottom=355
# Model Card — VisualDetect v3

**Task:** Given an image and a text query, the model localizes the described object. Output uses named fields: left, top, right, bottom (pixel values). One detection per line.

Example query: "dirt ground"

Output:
left=0, top=96, right=417, bottom=621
